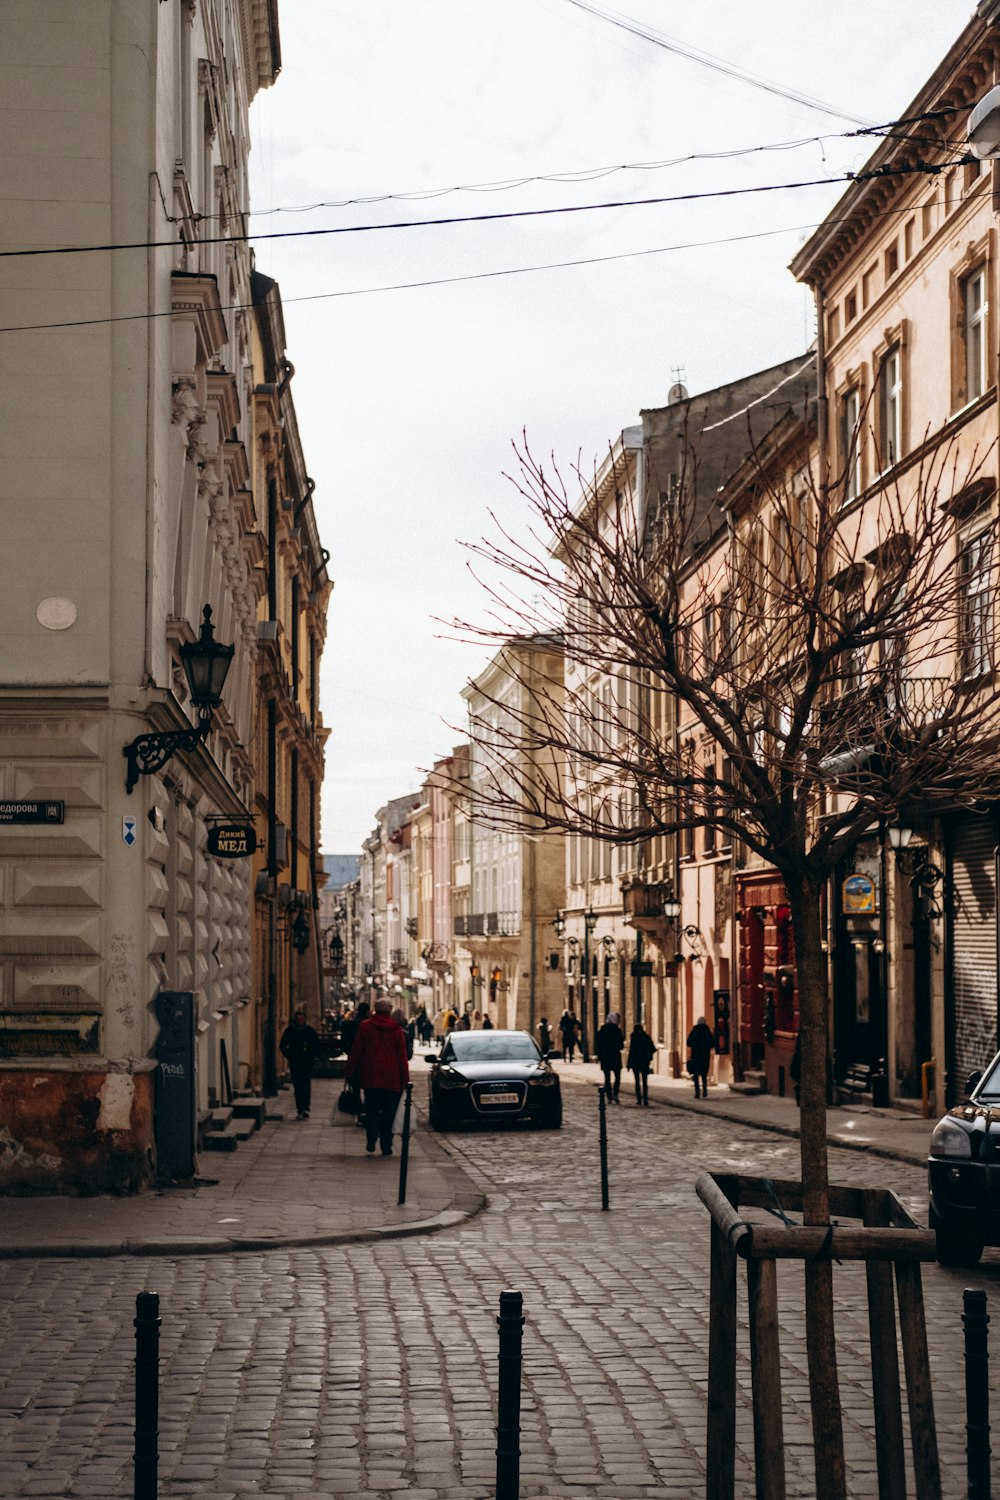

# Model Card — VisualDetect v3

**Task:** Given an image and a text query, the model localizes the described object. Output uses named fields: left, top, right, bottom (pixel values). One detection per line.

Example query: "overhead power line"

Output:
left=0, top=154, right=972, bottom=264
left=3, top=189, right=986, bottom=338
left=557, top=0, right=872, bottom=126
left=212, top=109, right=961, bottom=223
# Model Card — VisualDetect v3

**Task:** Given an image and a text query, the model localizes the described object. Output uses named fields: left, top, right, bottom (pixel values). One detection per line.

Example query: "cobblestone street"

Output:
left=0, top=1078, right=996, bottom=1498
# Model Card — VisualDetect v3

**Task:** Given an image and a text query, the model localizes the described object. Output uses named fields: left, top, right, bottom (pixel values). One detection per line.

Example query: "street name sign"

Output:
left=0, top=801, right=64, bottom=824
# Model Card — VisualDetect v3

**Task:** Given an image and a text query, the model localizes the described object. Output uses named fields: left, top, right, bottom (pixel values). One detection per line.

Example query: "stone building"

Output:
left=0, top=0, right=284, bottom=1190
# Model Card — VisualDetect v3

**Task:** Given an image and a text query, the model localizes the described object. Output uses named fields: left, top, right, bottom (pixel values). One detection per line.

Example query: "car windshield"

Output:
left=443, top=1033, right=540, bottom=1063
left=975, top=1051, right=1000, bottom=1100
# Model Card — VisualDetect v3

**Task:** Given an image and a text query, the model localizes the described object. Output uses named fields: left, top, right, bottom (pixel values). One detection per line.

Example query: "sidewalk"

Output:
left=0, top=1076, right=485, bottom=1260
left=557, top=1057, right=935, bottom=1167
left=0, top=1063, right=933, bottom=1261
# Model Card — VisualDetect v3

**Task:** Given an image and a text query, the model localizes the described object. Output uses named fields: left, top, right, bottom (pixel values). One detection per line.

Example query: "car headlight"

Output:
left=529, top=1072, right=558, bottom=1086
left=437, top=1070, right=470, bottom=1090
left=930, top=1117, right=973, bottom=1160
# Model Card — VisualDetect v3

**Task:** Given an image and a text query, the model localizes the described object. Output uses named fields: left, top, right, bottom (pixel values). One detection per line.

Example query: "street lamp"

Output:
left=968, top=86, right=1000, bottom=158
left=553, top=909, right=566, bottom=938
left=123, top=605, right=234, bottom=793
left=662, top=894, right=682, bottom=922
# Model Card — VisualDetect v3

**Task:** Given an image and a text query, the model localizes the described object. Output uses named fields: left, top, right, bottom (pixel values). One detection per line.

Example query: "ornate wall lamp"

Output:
left=123, top=605, right=234, bottom=793
left=553, top=909, right=566, bottom=939
left=663, top=893, right=703, bottom=961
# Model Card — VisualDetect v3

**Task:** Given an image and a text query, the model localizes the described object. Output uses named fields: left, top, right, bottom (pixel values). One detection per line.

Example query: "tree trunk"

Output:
left=788, top=870, right=846, bottom=1500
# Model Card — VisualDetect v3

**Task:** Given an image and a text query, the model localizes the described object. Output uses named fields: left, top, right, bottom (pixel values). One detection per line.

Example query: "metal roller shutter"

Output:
left=948, top=814, right=999, bottom=1093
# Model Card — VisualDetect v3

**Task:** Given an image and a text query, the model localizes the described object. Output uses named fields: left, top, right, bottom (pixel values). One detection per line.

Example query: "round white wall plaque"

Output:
left=36, top=597, right=78, bottom=631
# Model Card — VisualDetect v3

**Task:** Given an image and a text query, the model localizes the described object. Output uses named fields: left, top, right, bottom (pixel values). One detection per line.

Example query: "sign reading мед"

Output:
left=207, top=824, right=257, bottom=859
left=0, top=801, right=64, bottom=825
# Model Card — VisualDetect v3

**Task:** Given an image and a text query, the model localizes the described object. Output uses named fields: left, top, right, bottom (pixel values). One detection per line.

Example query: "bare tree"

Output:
left=454, top=408, right=1000, bottom=1499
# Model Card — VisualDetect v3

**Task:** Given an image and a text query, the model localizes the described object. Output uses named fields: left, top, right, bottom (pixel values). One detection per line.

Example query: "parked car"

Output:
left=928, top=1049, right=1000, bottom=1265
left=425, top=1029, right=562, bottom=1131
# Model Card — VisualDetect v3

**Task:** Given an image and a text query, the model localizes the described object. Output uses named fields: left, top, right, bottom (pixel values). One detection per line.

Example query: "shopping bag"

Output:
left=392, top=1093, right=416, bottom=1135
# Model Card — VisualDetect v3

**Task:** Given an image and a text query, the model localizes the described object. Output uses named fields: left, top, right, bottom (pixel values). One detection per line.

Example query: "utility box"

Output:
left=153, top=990, right=197, bottom=1179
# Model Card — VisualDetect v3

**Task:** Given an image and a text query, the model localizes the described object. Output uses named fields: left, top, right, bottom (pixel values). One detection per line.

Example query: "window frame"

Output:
left=958, top=519, right=995, bottom=682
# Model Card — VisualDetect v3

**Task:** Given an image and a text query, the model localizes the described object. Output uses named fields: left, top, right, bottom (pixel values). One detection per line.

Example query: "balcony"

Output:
left=453, top=915, right=468, bottom=937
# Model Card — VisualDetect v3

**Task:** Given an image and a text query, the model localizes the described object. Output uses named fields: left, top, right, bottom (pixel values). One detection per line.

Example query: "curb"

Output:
left=559, top=1071, right=928, bottom=1170
left=0, top=1190, right=488, bottom=1261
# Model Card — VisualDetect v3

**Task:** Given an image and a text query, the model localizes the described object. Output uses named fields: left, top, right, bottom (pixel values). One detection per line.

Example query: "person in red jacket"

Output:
left=346, top=996, right=410, bottom=1156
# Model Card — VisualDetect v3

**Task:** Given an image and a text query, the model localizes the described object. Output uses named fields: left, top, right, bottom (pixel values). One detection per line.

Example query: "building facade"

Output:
left=0, top=0, right=283, bottom=1190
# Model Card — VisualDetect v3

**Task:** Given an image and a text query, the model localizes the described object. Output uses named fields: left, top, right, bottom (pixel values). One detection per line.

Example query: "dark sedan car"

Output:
left=928, top=1049, right=1000, bottom=1265
left=426, top=1030, right=562, bottom=1131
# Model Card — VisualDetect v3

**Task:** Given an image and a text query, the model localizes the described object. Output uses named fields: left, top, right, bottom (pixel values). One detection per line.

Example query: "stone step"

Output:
left=730, top=1070, right=768, bottom=1095
left=205, top=1106, right=234, bottom=1132
left=231, top=1097, right=266, bottom=1130
left=202, top=1120, right=241, bottom=1151
left=233, top=1117, right=257, bottom=1142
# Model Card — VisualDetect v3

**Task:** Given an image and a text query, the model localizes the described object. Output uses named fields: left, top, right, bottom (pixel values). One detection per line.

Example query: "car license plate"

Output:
left=481, top=1092, right=519, bottom=1105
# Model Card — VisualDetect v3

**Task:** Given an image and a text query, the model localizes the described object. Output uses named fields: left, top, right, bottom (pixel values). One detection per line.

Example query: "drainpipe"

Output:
left=264, top=696, right=278, bottom=1096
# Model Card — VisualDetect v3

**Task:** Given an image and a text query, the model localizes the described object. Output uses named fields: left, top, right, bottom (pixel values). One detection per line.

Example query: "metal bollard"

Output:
left=963, top=1287, right=991, bottom=1499
left=134, top=1291, right=160, bottom=1500
left=397, top=1082, right=413, bottom=1206
left=597, top=1086, right=609, bottom=1211
left=496, top=1290, right=524, bottom=1500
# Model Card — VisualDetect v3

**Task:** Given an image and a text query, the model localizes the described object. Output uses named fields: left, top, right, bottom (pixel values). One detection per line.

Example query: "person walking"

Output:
left=595, top=1011, right=625, bottom=1102
left=626, top=1020, right=656, bottom=1106
left=346, top=997, right=410, bottom=1156
left=481, top=1012, right=494, bottom=1030
left=391, top=1006, right=414, bottom=1060
left=559, top=1007, right=578, bottom=1062
left=537, top=1016, right=553, bottom=1056
left=279, top=1007, right=319, bottom=1119
left=687, top=1015, right=716, bottom=1099
left=338, top=1001, right=369, bottom=1118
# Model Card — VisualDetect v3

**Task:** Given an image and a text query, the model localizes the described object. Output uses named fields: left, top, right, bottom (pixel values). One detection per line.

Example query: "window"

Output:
left=904, top=218, right=915, bottom=260
left=845, top=289, right=858, bottom=324
left=862, top=263, right=877, bottom=309
left=959, top=527, right=994, bottom=679
left=963, top=265, right=989, bottom=403
left=878, top=344, right=902, bottom=468
left=703, top=763, right=717, bottom=854
left=827, top=306, right=840, bottom=346
left=702, top=606, right=716, bottom=672
left=839, top=386, right=862, bottom=502
left=884, top=241, right=899, bottom=280
left=922, top=200, right=934, bottom=240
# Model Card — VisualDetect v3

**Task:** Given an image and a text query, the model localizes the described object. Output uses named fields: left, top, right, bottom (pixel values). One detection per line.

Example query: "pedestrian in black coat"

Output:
left=687, top=1016, right=715, bottom=1099
left=279, top=1007, right=320, bottom=1119
left=626, top=1022, right=656, bottom=1105
left=595, top=1012, right=625, bottom=1102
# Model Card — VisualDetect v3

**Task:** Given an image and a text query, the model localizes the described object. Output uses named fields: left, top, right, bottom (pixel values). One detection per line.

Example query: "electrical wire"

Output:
left=0, top=154, right=971, bottom=264
left=3, top=188, right=987, bottom=338
left=200, top=109, right=961, bottom=224
left=556, top=0, right=873, bottom=126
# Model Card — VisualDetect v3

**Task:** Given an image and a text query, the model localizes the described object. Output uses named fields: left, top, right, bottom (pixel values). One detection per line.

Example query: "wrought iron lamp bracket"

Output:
left=124, top=711, right=212, bottom=794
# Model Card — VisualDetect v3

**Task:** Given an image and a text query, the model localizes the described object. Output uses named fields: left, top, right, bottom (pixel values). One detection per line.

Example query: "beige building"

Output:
left=462, top=641, right=566, bottom=1033
left=0, top=1, right=281, bottom=1190
left=249, top=272, right=330, bottom=1095
left=791, top=5, right=1000, bottom=1109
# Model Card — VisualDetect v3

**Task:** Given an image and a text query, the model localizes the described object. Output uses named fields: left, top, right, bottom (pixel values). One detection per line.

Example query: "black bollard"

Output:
left=597, top=1086, right=609, bottom=1211
left=397, top=1082, right=413, bottom=1206
left=496, top=1290, right=524, bottom=1500
left=963, top=1287, right=991, bottom=1499
left=134, top=1291, right=160, bottom=1500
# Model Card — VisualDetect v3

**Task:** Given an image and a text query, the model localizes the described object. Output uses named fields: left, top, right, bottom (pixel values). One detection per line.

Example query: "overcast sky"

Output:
left=248, top=0, right=973, bottom=854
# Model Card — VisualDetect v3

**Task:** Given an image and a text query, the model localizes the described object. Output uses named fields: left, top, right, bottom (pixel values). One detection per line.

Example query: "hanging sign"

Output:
left=0, top=801, right=64, bottom=825
left=207, top=824, right=257, bottom=859
left=842, top=873, right=877, bottom=914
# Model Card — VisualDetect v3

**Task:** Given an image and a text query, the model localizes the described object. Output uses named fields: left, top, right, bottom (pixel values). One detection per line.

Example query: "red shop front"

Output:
left=735, top=870, right=798, bottom=1098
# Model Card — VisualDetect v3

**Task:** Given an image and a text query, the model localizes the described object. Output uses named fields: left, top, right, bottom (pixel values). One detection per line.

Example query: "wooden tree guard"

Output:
left=697, top=1172, right=941, bottom=1500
